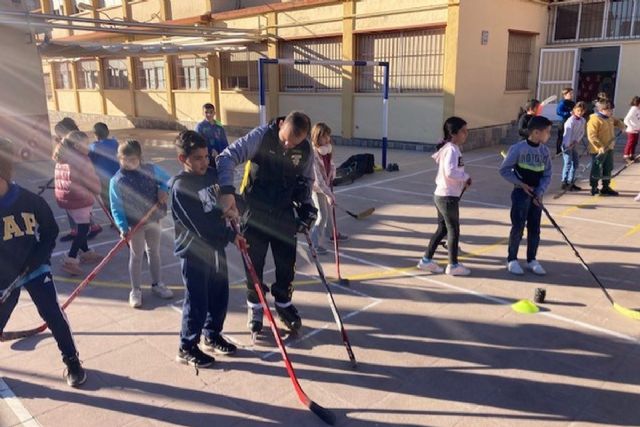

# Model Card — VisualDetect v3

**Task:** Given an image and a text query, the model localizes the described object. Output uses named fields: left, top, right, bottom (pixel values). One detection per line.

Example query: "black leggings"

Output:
left=424, top=195, right=461, bottom=265
left=68, top=223, right=90, bottom=258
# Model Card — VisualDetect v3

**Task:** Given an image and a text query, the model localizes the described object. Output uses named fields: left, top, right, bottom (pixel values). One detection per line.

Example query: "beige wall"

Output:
left=135, top=91, right=170, bottom=118
left=279, top=94, right=342, bottom=135
left=355, top=0, right=447, bottom=32
left=354, top=94, right=443, bottom=142
left=56, top=90, right=78, bottom=112
left=219, top=92, right=260, bottom=128
left=276, top=3, right=343, bottom=39
left=130, top=0, right=162, bottom=23
left=78, top=91, right=103, bottom=114
left=453, top=0, right=547, bottom=129
left=105, top=90, right=134, bottom=116
left=170, top=1, right=208, bottom=20
left=613, top=43, right=640, bottom=117
left=174, top=91, right=211, bottom=122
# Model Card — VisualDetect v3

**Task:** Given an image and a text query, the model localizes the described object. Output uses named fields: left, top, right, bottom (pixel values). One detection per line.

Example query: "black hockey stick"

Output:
left=303, top=230, right=357, bottom=367
left=232, top=221, right=336, bottom=425
left=335, top=204, right=374, bottom=220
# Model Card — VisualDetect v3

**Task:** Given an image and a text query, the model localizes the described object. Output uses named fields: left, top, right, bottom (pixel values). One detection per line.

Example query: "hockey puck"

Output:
left=534, top=288, right=546, bottom=303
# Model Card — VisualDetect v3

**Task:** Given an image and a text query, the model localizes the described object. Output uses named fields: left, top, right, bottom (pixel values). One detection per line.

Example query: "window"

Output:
left=554, top=4, right=580, bottom=40
left=51, top=0, right=65, bottom=15
left=220, top=45, right=268, bottom=91
left=97, top=0, right=122, bottom=7
left=103, top=58, right=129, bottom=89
left=76, top=60, right=99, bottom=89
left=579, top=1, right=606, bottom=39
left=174, top=56, right=208, bottom=90
left=505, top=31, right=535, bottom=91
left=279, top=37, right=342, bottom=92
left=53, top=62, right=72, bottom=89
left=135, top=58, right=165, bottom=90
left=43, top=73, right=53, bottom=101
left=356, top=28, right=445, bottom=93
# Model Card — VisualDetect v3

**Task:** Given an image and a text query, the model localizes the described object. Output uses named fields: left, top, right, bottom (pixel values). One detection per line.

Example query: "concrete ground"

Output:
left=1, top=128, right=639, bottom=427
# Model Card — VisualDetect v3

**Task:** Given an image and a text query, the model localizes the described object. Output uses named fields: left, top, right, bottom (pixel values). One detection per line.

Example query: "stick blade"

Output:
left=613, top=302, right=640, bottom=320
left=309, top=401, right=336, bottom=425
left=356, top=207, right=375, bottom=220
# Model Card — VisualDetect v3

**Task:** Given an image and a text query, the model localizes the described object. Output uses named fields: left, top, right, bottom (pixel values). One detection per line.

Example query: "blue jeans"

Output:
left=0, top=271, right=78, bottom=358
left=179, top=249, right=229, bottom=350
left=508, top=188, right=542, bottom=263
left=561, top=147, right=580, bottom=183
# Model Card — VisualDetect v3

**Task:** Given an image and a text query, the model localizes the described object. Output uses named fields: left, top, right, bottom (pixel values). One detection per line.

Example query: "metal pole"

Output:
left=381, top=61, right=390, bottom=169
left=258, top=58, right=267, bottom=126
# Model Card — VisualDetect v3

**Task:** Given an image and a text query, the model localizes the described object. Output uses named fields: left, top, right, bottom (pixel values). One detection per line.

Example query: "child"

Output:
left=561, top=101, right=587, bottom=191
left=499, top=115, right=553, bottom=276
left=517, top=99, right=541, bottom=139
left=170, top=130, right=244, bottom=367
left=194, top=103, right=229, bottom=166
left=89, top=122, right=120, bottom=213
left=0, top=138, right=86, bottom=387
left=53, top=131, right=103, bottom=275
left=310, top=123, right=346, bottom=255
left=587, top=100, right=625, bottom=196
left=109, top=140, right=173, bottom=309
left=417, top=116, right=472, bottom=276
left=623, top=96, right=640, bottom=163
left=556, top=88, right=576, bottom=154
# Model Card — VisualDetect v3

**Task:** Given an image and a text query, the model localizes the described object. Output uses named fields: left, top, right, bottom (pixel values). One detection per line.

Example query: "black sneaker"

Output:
left=247, top=306, right=263, bottom=334
left=176, top=346, right=215, bottom=368
left=561, top=182, right=570, bottom=190
left=569, top=184, right=582, bottom=191
left=600, top=187, right=619, bottom=196
left=204, top=335, right=237, bottom=355
left=87, top=224, right=103, bottom=240
left=591, top=187, right=600, bottom=196
left=63, top=355, right=87, bottom=388
left=275, top=303, right=302, bottom=332
left=59, top=231, right=77, bottom=242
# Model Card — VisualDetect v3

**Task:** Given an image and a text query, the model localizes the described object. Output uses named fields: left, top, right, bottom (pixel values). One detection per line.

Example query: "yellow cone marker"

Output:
left=511, top=299, right=540, bottom=314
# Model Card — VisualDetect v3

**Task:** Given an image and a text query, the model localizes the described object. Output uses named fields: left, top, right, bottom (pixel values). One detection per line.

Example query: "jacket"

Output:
left=587, top=113, right=624, bottom=154
left=432, top=142, right=470, bottom=198
left=312, top=150, right=335, bottom=196
left=54, top=145, right=101, bottom=210
left=623, top=106, right=640, bottom=134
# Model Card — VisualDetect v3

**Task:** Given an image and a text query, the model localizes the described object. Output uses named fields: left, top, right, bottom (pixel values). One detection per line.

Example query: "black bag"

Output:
left=332, top=154, right=374, bottom=187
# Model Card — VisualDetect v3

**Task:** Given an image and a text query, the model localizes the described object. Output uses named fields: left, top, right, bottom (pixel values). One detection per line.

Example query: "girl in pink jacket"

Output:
left=53, top=131, right=103, bottom=275
left=417, top=117, right=472, bottom=276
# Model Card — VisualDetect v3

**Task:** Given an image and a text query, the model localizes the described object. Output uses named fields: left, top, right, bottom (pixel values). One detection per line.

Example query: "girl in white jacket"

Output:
left=417, top=117, right=472, bottom=276
left=623, top=96, right=640, bottom=162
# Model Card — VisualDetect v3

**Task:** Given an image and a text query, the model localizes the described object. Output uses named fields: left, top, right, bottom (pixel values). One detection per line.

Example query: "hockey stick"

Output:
left=302, top=230, right=357, bottom=367
left=37, top=178, right=55, bottom=196
left=0, top=204, right=160, bottom=341
left=0, top=275, right=25, bottom=305
left=538, top=198, right=640, bottom=320
left=0, top=265, right=52, bottom=306
left=331, top=205, right=349, bottom=287
left=232, top=221, right=336, bottom=425
left=335, top=204, right=374, bottom=220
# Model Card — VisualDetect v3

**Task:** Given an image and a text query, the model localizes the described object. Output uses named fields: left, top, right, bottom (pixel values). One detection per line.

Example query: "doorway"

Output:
left=576, top=46, right=620, bottom=104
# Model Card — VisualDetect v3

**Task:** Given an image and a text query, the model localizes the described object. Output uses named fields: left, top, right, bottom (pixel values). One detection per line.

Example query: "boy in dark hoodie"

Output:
left=170, top=130, right=244, bottom=368
left=517, top=99, right=541, bottom=140
left=0, top=138, right=86, bottom=387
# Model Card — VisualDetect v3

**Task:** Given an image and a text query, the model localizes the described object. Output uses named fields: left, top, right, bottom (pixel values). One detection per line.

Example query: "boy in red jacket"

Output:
left=53, top=131, right=103, bottom=275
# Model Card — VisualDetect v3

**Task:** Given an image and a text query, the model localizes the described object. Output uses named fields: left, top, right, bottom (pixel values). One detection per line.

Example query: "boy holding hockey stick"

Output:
left=0, top=137, right=86, bottom=387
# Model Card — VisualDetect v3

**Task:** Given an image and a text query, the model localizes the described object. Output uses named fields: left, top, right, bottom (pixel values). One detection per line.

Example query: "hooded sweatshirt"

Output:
left=432, top=142, right=470, bottom=198
left=623, top=105, right=640, bottom=134
left=53, top=144, right=101, bottom=210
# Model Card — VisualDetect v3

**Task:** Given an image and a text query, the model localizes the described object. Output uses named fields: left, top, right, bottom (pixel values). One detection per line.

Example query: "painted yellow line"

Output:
left=624, top=223, right=640, bottom=238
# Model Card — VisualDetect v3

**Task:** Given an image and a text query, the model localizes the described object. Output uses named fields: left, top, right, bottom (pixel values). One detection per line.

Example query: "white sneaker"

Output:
left=635, top=192, right=640, bottom=202
left=417, top=258, right=444, bottom=273
left=129, top=289, right=142, bottom=308
left=527, top=260, right=547, bottom=276
left=151, top=283, right=174, bottom=299
left=446, top=263, right=471, bottom=276
left=507, top=260, right=524, bottom=275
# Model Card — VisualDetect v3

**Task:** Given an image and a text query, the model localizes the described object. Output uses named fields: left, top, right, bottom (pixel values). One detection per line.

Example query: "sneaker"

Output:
left=569, top=184, right=582, bottom=191
left=561, top=182, right=570, bottom=190
left=204, top=335, right=237, bottom=355
left=315, top=246, right=328, bottom=255
left=446, top=263, right=471, bottom=276
left=247, top=305, right=263, bottom=333
left=635, top=193, right=640, bottom=202
left=61, top=256, right=83, bottom=276
left=129, top=289, right=142, bottom=308
left=59, top=230, right=77, bottom=242
left=275, top=302, right=302, bottom=332
left=591, top=187, right=600, bottom=196
left=527, top=260, right=547, bottom=276
left=79, top=250, right=103, bottom=264
left=416, top=257, right=444, bottom=273
left=507, top=260, right=524, bottom=275
left=329, top=233, right=349, bottom=242
left=600, top=187, right=619, bottom=196
left=176, top=346, right=215, bottom=368
left=63, top=355, right=87, bottom=387
left=151, top=283, right=173, bottom=299
left=87, top=224, right=103, bottom=240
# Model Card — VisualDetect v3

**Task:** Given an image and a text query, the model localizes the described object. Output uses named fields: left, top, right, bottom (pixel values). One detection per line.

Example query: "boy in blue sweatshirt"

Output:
left=89, top=122, right=120, bottom=212
left=0, top=138, right=86, bottom=387
left=194, top=103, right=228, bottom=166
left=499, top=116, right=553, bottom=276
left=170, top=130, right=244, bottom=368
left=556, top=88, right=576, bottom=154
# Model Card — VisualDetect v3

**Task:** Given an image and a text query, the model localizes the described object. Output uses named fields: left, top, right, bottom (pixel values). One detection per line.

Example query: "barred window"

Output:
left=505, top=32, right=535, bottom=91
left=103, top=58, right=129, bottom=89
left=174, top=56, right=208, bottom=90
left=43, top=73, right=53, bottom=101
left=279, top=37, right=342, bottom=92
left=97, top=0, right=122, bottom=7
left=580, top=1, right=606, bottom=39
left=76, top=60, right=99, bottom=89
left=356, top=28, right=444, bottom=93
left=220, top=45, right=268, bottom=91
left=135, top=58, right=165, bottom=90
left=51, top=0, right=65, bottom=15
left=53, top=62, right=72, bottom=89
